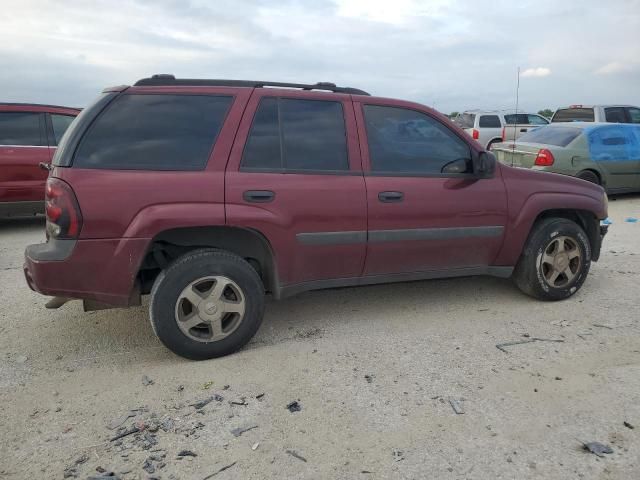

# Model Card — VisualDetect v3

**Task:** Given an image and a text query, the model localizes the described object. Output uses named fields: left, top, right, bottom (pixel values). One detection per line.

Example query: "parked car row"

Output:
left=20, top=75, right=609, bottom=360
left=0, top=103, right=80, bottom=217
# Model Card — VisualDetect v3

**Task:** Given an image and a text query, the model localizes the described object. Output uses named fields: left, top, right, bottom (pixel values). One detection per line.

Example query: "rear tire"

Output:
left=150, top=249, right=265, bottom=360
left=513, top=218, right=591, bottom=301
left=576, top=170, right=600, bottom=185
left=487, top=139, right=501, bottom=150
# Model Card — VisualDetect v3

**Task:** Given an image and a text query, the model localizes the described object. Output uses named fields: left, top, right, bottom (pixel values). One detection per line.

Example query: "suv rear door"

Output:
left=354, top=100, right=507, bottom=276
left=225, top=90, right=367, bottom=288
left=0, top=110, right=49, bottom=204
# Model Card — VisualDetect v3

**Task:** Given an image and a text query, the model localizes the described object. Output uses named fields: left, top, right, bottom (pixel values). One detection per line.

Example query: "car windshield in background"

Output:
left=518, top=126, right=582, bottom=147
left=552, top=108, right=595, bottom=122
left=454, top=113, right=475, bottom=128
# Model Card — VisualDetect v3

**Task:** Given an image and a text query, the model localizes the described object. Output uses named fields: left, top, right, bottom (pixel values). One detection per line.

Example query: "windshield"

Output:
left=552, top=108, right=595, bottom=122
left=453, top=113, right=475, bottom=129
left=518, top=126, right=582, bottom=147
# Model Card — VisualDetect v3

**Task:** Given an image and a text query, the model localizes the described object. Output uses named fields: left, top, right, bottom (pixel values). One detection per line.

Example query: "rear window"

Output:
left=503, top=114, right=529, bottom=125
left=478, top=115, right=501, bottom=128
left=0, top=112, right=44, bottom=146
left=518, top=126, right=582, bottom=147
left=552, top=108, right=595, bottom=122
left=454, top=113, right=475, bottom=129
left=74, top=94, right=233, bottom=170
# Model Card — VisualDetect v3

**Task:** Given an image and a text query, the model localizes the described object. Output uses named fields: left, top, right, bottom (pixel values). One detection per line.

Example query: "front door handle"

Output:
left=378, top=191, right=404, bottom=203
left=520, top=128, right=528, bottom=132
left=243, top=190, right=275, bottom=203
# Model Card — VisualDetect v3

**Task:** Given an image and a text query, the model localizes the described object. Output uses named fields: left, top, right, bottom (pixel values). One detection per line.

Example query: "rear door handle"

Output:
left=378, top=191, right=404, bottom=203
left=243, top=190, right=275, bottom=203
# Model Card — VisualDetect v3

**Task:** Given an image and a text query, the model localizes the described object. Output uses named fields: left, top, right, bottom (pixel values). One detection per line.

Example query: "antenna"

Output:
left=511, top=66, right=520, bottom=166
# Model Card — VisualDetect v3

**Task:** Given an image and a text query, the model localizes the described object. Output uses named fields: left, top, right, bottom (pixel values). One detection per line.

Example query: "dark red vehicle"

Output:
left=0, top=103, right=80, bottom=217
left=24, top=75, right=608, bottom=359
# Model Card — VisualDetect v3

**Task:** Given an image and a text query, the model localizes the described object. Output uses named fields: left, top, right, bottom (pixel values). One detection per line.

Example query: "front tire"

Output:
left=150, top=249, right=265, bottom=360
left=513, top=218, right=591, bottom=301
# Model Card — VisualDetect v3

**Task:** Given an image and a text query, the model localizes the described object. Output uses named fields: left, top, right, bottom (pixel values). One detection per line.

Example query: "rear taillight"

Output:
left=472, top=129, right=479, bottom=140
left=535, top=148, right=555, bottom=166
left=45, top=178, right=82, bottom=239
left=501, top=127, right=506, bottom=141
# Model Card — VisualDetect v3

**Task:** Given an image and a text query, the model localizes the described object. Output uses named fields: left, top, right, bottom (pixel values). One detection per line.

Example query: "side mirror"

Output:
left=473, top=151, right=496, bottom=178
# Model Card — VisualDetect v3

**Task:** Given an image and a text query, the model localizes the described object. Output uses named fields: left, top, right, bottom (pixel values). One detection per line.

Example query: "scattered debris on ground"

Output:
left=449, top=398, right=465, bottom=414
left=581, top=441, right=614, bottom=457
left=230, top=425, right=258, bottom=437
left=623, top=421, right=635, bottom=429
left=364, top=374, right=374, bottom=383
left=202, top=461, right=237, bottom=479
left=191, top=395, right=224, bottom=409
left=286, top=449, right=307, bottom=462
left=177, top=450, right=197, bottom=457
left=141, top=375, right=154, bottom=386
left=392, top=450, right=405, bottom=462
left=592, top=323, right=613, bottom=330
left=252, top=442, right=260, bottom=451
left=496, top=337, right=564, bottom=353
left=286, top=400, right=302, bottom=413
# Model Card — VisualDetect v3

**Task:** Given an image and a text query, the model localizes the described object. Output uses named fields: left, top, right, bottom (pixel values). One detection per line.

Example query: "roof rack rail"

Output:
left=134, top=74, right=370, bottom=96
left=0, top=102, right=81, bottom=110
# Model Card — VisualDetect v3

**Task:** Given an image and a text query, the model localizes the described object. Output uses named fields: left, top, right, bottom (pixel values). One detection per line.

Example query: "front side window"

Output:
left=50, top=114, right=76, bottom=145
left=628, top=108, right=640, bottom=124
left=479, top=115, right=501, bottom=128
left=363, top=105, right=472, bottom=174
left=74, top=94, right=233, bottom=170
left=605, top=107, right=627, bottom=123
left=242, top=98, right=349, bottom=172
left=0, top=112, right=44, bottom=146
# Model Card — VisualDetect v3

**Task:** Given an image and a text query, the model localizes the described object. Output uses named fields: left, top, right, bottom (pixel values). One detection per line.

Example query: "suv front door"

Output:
left=225, top=91, right=367, bottom=288
left=355, top=101, right=508, bottom=277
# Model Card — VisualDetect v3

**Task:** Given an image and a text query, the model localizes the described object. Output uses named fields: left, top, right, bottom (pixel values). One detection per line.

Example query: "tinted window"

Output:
left=0, top=112, right=44, bottom=146
left=628, top=108, right=640, bottom=124
left=479, top=115, right=501, bottom=128
left=552, top=108, right=595, bottom=122
left=518, top=126, right=582, bottom=147
left=50, top=114, right=76, bottom=145
left=605, top=107, right=627, bottom=123
left=74, top=94, right=232, bottom=170
left=528, top=114, right=549, bottom=125
left=504, top=114, right=530, bottom=124
left=241, top=98, right=281, bottom=169
left=453, top=113, right=475, bottom=128
left=364, top=105, right=471, bottom=174
left=242, top=98, right=349, bottom=171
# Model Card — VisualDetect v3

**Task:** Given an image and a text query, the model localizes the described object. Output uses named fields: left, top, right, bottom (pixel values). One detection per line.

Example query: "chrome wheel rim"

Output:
left=174, top=276, right=246, bottom=343
left=540, top=236, right=582, bottom=288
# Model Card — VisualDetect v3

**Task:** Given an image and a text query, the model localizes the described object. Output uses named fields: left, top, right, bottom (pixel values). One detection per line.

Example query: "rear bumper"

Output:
left=24, top=237, right=150, bottom=306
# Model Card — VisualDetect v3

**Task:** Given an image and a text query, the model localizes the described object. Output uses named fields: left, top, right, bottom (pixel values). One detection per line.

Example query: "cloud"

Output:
left=521, top=67, right=552, bottom=78
left=595, top=61, right=638, bottom=75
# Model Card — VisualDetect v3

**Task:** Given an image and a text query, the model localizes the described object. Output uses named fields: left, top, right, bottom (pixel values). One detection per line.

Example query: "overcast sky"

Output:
left=2, top=0, right=639, bottom=114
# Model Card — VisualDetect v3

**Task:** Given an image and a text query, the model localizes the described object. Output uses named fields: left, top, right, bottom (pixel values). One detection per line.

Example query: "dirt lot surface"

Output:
left=1, top=195, right=639, bottom=480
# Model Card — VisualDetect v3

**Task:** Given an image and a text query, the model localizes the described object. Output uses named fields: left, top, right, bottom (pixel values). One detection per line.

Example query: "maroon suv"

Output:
left=24, top=75, right=608, bottom=359
left=1, top=103, right=80, bottom=217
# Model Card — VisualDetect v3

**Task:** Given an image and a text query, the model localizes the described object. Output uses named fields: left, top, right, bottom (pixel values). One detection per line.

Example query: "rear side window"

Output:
left=50, top=114, right=76, bottom=145
left=454, top=113, right=475, bottom=128
left=363, top=105, right=471, bottom=174
left=604, top=107, right=627, bottom=123
left=528, top=114, right=549, bottom=125
left=74, top=94, right=232, bottom=170
left=552, top=108, right=595, bottom=122
left=0, top=112, right=44, bottom=146
left=479, top=115, right=501, bottom=128
left=518, top=126, right=582, bottom=147
left=242, top=98, right=349, bottom=172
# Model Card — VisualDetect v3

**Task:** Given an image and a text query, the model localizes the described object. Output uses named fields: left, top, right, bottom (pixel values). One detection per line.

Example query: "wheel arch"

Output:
left=137, top=226, right=280, bottom=298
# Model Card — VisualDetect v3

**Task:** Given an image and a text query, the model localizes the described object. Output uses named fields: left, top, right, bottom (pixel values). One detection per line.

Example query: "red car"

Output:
left=0, top=103, right=80, bottom=217
left=24, top=75, right=608, bottom=359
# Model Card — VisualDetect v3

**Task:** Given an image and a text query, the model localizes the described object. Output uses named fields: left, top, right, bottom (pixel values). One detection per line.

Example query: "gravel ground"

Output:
left=1, top=195, right=639, bottom=480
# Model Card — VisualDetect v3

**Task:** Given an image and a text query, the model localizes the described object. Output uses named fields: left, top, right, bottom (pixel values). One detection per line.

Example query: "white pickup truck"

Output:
left=500, top=113, right=550, bottom=142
